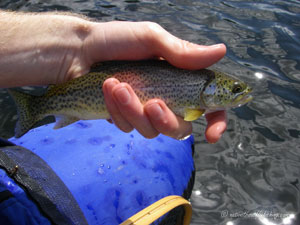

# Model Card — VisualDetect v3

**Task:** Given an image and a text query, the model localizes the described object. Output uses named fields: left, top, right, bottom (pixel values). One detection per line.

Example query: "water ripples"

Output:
left=0, top=1, right=299, bottom=224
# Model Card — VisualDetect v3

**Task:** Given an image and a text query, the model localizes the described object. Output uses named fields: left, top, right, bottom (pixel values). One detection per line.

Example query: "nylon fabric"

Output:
left=0, top=146, right=88, bottom=225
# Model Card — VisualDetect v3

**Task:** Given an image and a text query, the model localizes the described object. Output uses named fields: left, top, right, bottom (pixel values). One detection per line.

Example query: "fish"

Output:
left=8, top=60, right=253, bottom=138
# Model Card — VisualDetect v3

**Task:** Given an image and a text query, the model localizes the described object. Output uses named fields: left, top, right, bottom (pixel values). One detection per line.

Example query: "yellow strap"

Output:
left=120, top=195, right=192, bottom=225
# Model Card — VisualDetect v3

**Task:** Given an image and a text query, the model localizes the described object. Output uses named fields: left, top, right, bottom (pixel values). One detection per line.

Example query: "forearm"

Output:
left=0, top=10, right=92, bottom=87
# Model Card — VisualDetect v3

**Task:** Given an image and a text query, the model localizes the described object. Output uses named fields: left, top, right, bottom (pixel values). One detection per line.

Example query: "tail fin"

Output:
left=8, top=89, right=38, bottom=138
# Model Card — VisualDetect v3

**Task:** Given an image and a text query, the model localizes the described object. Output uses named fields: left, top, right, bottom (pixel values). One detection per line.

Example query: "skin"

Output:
left=0, top=11, right=227, bottom=143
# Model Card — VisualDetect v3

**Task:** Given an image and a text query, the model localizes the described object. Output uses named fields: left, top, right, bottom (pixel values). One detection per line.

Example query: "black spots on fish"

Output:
left=57, top=98, right=67, bottom=105
left=224, top=94, right=232, bottom=101
left=46, top=104, right=56, bottom=111
left=83, top=102, right=92, bottom=108
left=76, top=83, right=85, bottom=90
left=86, top=96, right=91, bottom=102
left=84, top=85, right=92, bottom=90
left=215, top=88, right=221, bottom=96
left=78, top=92, right=87, bottom=99
left=185, top=98, right=192, bottom=105
left=86, top=89, right=95, bottom=97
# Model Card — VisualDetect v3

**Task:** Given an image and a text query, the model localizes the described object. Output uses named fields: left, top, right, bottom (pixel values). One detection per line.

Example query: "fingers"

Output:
left=159, top=42, right=226, bottom=70
left=144, top=99, right=192, bottom=139
left=93, top=21, right=228, bottom=142
left=104, top=78, right=227, bottom=141
left=103, top=78, right=192, bottom=139
left=103, top=78, right=133, bottom=132
left=86, top=21, right=226, bottom=70
left=205, top=111, right=227, bottom=143
left=145, top=22, right=226, bottom=69
left=103, top=78, right=159, bottom=139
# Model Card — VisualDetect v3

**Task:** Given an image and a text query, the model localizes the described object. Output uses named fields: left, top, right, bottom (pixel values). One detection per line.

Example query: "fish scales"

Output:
left=41, top=61, right=213, bottom=118
left=8, top=60, right=252, bottom=137
left=93, top=61, right=213, bottom=110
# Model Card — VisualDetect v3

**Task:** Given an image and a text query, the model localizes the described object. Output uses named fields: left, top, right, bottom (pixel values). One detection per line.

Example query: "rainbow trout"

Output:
left=9, top=60, right=253, bottom=138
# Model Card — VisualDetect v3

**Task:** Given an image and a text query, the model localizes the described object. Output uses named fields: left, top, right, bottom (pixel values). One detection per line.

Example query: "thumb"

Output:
left=155, top=33, right=226, bottom=70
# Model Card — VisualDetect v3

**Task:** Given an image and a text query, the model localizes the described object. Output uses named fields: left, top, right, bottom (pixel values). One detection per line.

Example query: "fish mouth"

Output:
left=234, top=94, right=253, bottom=107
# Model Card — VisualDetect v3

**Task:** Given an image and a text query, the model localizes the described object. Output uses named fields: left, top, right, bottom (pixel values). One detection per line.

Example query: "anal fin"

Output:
left=184, top=108, right=205, bottom=121
left=54, top=116, right=79, bottom=129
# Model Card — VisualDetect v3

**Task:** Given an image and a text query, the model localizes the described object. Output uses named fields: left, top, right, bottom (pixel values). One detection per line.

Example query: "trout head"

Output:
left=201, top=71, right=253, bottom=111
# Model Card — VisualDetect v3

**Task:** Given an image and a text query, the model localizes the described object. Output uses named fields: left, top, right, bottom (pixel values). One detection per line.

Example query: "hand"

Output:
left=84, top=21, right=227, bottom=142
left=0, top=12, right=226, bottom=143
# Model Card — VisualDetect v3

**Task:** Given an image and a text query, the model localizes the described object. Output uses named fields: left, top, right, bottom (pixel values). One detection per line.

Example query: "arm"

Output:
left=0, top=10, right=227, bottom=142
left=0, top=11, right=91, bottom=87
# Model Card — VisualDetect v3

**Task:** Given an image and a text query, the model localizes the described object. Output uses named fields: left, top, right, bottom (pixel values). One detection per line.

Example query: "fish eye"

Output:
left=232, top=82, right=243, bottom=94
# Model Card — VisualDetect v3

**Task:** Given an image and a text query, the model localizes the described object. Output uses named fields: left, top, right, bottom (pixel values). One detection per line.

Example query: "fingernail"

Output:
left=147, top=103, right=165, bottom=121
left=105, top=80, right=118, bottom=92
left=114, top=86, right=131, bottom=105
left=206, top=132, right=221, bottom=144
left=209, top=43, right=224, bottom=49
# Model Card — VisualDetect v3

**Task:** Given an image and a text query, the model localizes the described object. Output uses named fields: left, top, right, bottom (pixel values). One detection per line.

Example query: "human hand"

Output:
left=0, top=12, right=226, bottom=143
left=84, top=21, right=227, bottom=142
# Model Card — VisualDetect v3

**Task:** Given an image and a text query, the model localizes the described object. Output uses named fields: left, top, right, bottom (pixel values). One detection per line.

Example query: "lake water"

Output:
left=0, top=1, right=299, bottom=225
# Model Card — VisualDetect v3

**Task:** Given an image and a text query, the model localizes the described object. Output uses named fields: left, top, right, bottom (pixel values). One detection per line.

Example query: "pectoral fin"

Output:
left=54, top=116, right=79, bottom=129
left=184, top=108, right=205, bottom=121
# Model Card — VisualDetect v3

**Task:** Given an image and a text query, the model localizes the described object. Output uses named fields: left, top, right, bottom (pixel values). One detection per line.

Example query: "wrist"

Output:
left=0, top=11, right=93, bottom=87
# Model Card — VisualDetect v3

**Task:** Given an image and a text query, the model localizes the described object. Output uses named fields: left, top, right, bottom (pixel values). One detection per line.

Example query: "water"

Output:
left=0, top=1, right=299, bottom=225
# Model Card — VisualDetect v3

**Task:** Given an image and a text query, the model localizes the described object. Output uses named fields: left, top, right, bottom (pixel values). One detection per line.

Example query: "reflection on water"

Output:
left=0, top=1, right=299, bottom=225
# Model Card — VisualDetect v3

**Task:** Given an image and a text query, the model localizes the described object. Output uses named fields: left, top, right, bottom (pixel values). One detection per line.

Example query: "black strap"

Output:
left=0, top=146, right=88, bottom=225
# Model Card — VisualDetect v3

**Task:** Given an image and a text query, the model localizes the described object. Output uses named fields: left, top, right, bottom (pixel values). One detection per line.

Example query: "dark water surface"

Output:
left=0, top=1, right=299, bottom=225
